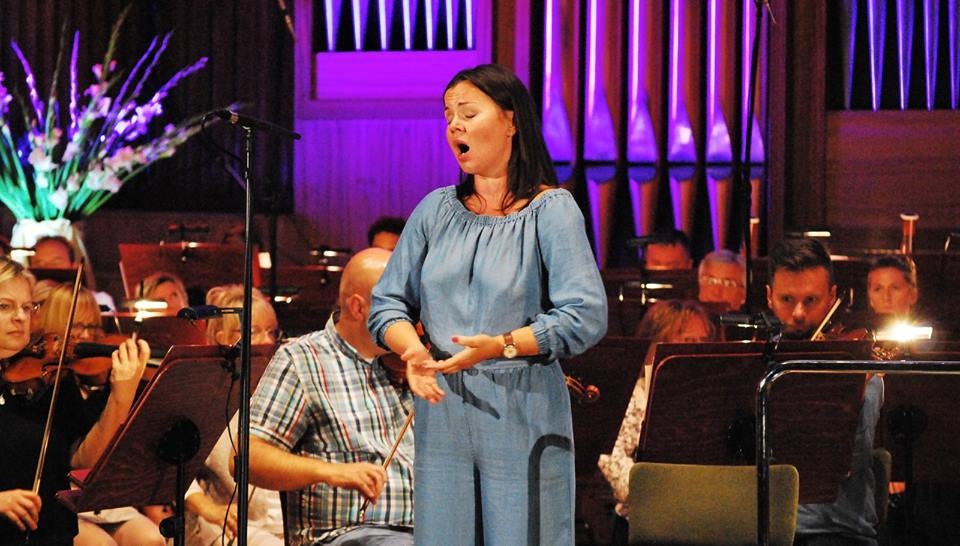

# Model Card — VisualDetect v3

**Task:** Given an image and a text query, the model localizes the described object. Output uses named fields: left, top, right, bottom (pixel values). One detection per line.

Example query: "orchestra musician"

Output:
left=697, top=249, right=747, bottom=313
left=184, top=285, right=283, bottom=546
left=643, top=228, right=693, bottom=271
left=247, top=248, right=414, bottom=545
left=597, top=299, right=715, bottom=545
left=136, top=271, right=189, bottom=314
left=866, top=254, right=918, bottom=322
left=767, top=239, right=884, bottom=546
left=31, top=282, right=165, bottom=546
left=0, top=258, right=150, bottom=545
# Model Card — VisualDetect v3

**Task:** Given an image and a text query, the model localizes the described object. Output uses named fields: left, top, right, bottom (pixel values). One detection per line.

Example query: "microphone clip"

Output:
left=176, top=305, right=242, bottom=321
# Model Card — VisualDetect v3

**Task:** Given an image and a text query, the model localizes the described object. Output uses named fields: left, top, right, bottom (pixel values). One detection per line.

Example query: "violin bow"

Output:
left=32, top=261, right=85, bottom=493
left=809, top=288, right=851, bottom=341
left=358, top=408, right=414, bottom=522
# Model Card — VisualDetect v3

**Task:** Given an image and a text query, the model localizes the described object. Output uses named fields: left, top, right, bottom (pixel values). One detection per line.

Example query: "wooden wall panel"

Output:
left=825, top=111, right=960, bottom=230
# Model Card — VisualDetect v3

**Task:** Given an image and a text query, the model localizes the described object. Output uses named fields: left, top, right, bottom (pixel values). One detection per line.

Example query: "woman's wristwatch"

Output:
left=501, top=332, right=519, bottom=359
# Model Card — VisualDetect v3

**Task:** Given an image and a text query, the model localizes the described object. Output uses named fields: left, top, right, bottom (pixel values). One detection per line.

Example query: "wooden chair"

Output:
left=628, top=462, right=799, bottom=546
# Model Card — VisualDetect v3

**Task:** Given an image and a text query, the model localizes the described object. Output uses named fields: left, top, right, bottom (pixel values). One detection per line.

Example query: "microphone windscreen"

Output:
left=176, top=305, right=223, bottom=320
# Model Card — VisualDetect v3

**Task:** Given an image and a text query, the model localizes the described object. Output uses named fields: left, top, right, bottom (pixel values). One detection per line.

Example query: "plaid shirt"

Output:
left=250, top=319, right=414, bottom=545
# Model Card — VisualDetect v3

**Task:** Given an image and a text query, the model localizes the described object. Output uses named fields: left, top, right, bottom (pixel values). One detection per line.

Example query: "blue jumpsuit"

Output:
left=369, top=186, right=607, bottom=545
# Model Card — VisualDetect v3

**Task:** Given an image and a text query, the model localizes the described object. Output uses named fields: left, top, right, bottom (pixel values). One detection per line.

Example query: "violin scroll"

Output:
left=565, top=375, right=599, bottom=403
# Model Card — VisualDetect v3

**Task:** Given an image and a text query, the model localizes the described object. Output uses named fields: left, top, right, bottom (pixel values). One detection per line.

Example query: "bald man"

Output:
left=248, top=248, right=415, bottom=545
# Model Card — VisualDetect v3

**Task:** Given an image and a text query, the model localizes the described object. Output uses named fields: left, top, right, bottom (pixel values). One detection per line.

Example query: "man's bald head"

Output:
left=339, top=247, right=392, bottom=307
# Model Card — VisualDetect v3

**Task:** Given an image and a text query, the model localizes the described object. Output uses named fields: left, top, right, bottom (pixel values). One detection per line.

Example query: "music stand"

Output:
left=263, top=265, right=342, bottom=337
left=57, top=344, right=276, bottom=546
left=27, top=266, right=83, bottom=284
left=560, top=336, right=651, bottom=476
left=118, top=243, right=261, bottom=301
left=601, top=268, right=698, bottom=336
left=878, top=343, right=960, bottom=491
left=106, top=312, right=210, bottom=347
left=639, top=340, right=871, bottom=503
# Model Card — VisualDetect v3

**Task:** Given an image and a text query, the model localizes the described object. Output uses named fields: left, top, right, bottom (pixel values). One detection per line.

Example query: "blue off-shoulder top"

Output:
left=368, top=186, right=607, bottom=365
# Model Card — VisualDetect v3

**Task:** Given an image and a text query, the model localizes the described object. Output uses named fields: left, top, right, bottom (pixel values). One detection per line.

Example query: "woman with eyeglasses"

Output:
left=0, top=258, right=150, bottom=545
left=29, top=281, right=166, bottom=546
left=183, top=284, right=284, bottom=546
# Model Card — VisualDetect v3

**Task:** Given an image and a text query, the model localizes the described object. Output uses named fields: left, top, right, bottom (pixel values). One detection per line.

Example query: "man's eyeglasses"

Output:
left=0, top=299, right=40, bottom=317
left=699, top=275, right=744, bottom=289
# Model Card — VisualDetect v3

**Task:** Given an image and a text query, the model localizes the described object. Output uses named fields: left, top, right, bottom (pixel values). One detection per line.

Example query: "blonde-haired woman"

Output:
left=184, top=284, right=282, bottom=546
left=31, top=282, right=165, bottom=546
left=136, top=271, right=189, bottom=314
left=203, top=284, right=279, bottom=347
left=0, top=259, right=150, bottom=545
left=598, top=300, right=715, bottom=542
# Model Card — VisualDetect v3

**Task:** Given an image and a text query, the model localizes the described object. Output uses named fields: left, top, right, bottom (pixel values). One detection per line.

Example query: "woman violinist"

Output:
left=31, top=282, right=165, bottom=546
left=0, top=258, right=150, bottom=545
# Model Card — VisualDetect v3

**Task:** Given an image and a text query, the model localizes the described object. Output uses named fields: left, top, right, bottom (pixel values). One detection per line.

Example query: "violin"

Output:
left=0, top=332, right=125, bottom=400
left=565, top=375, right=599, bottom=403
left=0, top=329, right=167, bottom=397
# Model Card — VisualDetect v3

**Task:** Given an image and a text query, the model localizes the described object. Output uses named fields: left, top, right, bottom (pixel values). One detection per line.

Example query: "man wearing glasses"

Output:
left=697, top=249, right=746, bottom=313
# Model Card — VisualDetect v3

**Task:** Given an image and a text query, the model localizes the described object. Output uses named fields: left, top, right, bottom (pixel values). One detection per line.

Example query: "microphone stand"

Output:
left=737, top=0, right=771, bottom=310
left=213, top=114, right=299, bottom=546
left=237, top=125, right=255, bottom=546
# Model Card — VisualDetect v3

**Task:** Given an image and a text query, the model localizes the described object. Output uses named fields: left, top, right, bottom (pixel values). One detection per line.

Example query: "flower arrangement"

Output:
left=0, top=8, right=208, bottom=221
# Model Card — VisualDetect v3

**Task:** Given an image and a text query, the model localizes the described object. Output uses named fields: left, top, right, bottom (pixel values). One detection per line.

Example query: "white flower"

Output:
left=105, top=146, right=140, bottom=172
left=66, top=172, right=82, bottom=192
left=62, top=139, right=81, bottom=162
left=34, top=171, right=50, bottom=189
left=48, top=188, right=68, bottom=210
left=84, top=165, right=108, bottom=190
left=103, top=174, right=122, bottom=193
left=28, top=148, right=55, bottom=172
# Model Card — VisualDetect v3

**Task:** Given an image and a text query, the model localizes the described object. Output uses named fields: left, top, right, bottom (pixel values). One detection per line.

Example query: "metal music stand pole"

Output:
left=739, top=0, right=770, bottom=309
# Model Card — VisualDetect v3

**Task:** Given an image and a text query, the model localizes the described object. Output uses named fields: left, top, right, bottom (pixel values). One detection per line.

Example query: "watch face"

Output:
left=503, top=344, right=518, bottom=359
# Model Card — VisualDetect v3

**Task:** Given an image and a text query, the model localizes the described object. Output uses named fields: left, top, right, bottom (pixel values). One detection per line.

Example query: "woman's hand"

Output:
left=402, top=346, right=445, bottom=404
left=109, top=338, right=149, bottom=401
left=0, top=489, right=41, bottom=531
left=423, top=334, right=501, bottom=374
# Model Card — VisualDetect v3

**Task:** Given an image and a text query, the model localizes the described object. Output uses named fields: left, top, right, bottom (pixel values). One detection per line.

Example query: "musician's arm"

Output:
left=71, top=338, right=149, bottom=469
left=247, top=436, right=385, bottom=501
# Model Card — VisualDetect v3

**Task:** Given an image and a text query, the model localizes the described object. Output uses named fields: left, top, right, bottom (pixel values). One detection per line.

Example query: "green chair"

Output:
left=628, top=462, right=799, bottom=546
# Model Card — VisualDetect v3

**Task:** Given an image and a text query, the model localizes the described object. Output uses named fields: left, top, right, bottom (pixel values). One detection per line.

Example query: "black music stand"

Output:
left=26, top=266, right=83, bottom=284
left=561, top=336, right=651, bottom=476
left=106, top=313, right=210, bottom=347
left=639, top=341, right=871, bottom=504
left=56, top=344, right=276, bottom=546
left=264, top=265, right=342, bottom=337
left=117, top=243, right=261, bottom=302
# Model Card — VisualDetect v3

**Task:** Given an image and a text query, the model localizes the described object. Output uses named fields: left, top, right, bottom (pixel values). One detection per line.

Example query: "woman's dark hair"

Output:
left=445, top=64, right=558, bottom=211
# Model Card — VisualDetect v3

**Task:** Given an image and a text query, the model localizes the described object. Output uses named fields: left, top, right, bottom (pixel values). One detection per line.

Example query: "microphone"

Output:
left=718, top=313, right=755, bottom=326
left=177, top=305, right=242, bottom=321
left=718, top=311, right=783, bottom=330
left=212, top=110, right=301, bottom=140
